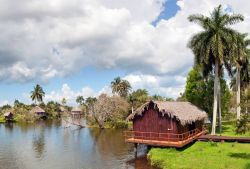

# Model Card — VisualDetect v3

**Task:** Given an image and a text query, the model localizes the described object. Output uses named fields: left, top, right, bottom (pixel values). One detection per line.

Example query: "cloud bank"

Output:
left=0, top=0, right=249, bottom=99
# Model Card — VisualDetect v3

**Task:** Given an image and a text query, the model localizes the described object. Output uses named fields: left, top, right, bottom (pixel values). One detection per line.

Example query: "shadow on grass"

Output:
left=229, top=153, right=250, bottom=159
left=244, top=163, right=250, bottom=169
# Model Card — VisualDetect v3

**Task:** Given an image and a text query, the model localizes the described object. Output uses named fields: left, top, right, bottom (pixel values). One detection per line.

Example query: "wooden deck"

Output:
left=198, top=135, right=250, bottom=143
left=125, top=129, right=207, bottom=148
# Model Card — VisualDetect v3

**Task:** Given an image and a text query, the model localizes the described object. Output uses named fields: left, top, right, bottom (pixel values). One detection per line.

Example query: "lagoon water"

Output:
left=0, top=121, right=156, bottom=169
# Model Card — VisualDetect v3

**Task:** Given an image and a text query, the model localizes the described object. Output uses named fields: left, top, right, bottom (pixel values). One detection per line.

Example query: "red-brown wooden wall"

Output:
left=133, top=109, right=178, bottom=134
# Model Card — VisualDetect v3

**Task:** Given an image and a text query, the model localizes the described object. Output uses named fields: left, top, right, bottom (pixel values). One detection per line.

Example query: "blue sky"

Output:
left=0, top=0, right=249, bottom=105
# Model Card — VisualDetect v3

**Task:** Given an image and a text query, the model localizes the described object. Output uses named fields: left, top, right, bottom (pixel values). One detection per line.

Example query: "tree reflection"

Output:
left=32, top=125, right=46, bottom=158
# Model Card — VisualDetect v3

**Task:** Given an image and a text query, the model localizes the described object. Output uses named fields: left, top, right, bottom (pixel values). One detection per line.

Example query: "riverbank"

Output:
left=148, top=141, right=250, bottom=169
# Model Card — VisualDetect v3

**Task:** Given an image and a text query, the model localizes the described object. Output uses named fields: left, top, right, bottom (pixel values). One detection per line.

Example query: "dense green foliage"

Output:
left=236, top=114, right=250, bottom=134
left=128, top=89, right=149, bottom=109
left=149, top=142, right=250, bottom=169
left=184, top=66, right=231, bottom=118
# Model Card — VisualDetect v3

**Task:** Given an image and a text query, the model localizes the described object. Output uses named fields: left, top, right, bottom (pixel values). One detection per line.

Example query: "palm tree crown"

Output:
left=30, top=84, right=45, bottom=104
left=188, top=5, right=244, bottom=76
left=111, top=77, right=131, bottom=98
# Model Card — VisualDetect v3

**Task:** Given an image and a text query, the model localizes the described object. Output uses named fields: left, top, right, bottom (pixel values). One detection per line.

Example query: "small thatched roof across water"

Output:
left=71, top=107, right=82, bottom=112
left=3, top=112, right=13, bottom=117
left=30, top=106, right=45, bottom=113
left=127, top=100, right=207, bottom=125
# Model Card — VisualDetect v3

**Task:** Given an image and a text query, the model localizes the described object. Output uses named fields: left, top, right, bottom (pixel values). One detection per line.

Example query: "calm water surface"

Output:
left=0, top=121, right=157, bottom=169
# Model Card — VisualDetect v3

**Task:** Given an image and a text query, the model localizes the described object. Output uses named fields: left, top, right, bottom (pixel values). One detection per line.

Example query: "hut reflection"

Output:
left=89, top=128, right=133, bottom=158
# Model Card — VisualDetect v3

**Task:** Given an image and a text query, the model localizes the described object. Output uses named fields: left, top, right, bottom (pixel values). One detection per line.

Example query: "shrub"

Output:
left=236, top=114, right=250, bottom=134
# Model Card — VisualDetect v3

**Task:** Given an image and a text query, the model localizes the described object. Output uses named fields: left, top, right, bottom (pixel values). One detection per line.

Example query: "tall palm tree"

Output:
left=188, top=5, right=244, bottom=135
left=231, top=33, right=250, bottom=120
left=111, top=77, right=131, bottom=98
left=30, top=84, right=45, bottom=104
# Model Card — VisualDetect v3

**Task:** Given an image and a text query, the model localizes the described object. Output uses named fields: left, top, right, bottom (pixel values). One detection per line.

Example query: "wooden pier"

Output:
left=197, top=135, right=250, bottom=143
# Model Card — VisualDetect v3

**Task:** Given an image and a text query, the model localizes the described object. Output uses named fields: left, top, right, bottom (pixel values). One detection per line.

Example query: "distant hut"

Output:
left=70, top=107, right=82, bottom=118
left=30, top=106, right=47, bottom=119
left=125, top=100, right=208, bottom=148
left=3, top=112, right=14, bottom=121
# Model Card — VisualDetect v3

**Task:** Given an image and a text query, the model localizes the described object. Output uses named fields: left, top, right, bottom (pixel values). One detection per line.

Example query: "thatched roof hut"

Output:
left=125, top=100, right=208, bottom=148
left=3, top=112, right=14, bottom=120
left=30, top=106, right=45, bottom=113
left=127, top=100, right=207, bottom=126
left=70, top=107, right=82, bottom=118
left=30, top=106, right=47, bottom=118
left=71, top=107, right=82, bottom=113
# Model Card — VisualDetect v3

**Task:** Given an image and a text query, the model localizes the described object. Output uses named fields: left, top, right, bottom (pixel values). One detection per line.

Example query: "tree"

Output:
left=242, top=84, right=250, bottom=113
left=76, top=96, right=85, bottom=106
left=61, top=98, right=67, bottom=106
left=184, top=66, right=231, bottom=121
left=91, top=94, right=129, bottom=129
left=111, top=77, right=131, bottom=98
left=30, top=84, right=45, bottom=104
left=188, top=5, right=244, bottom=135
left=230, top=33, right=250, bottom=119
left=151, top=95, right=164, bottom=101
left=128, top=89, right=149, bottom=110
left=85, top=97, right=97, bottom=114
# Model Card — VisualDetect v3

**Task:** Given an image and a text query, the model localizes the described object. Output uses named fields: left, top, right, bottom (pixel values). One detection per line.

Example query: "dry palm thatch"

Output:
left=30, top=106, right=45, bottom=113
left=127, top=100, right=207, bottom=125
left=71, top=107, right=82, bottom=113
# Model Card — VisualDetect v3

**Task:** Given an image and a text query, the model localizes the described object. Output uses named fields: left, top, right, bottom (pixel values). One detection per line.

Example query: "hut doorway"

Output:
left=188, top=122, right=196, bottom=131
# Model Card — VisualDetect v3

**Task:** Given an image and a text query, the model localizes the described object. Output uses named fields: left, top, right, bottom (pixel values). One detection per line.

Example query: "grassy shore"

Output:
left=219, top=122, right=250, bottom=137
left=148, top=123, right=250, bottom=169
left=148, top=142, right=250, bottom=169
left=0, top=117, right=5, bottom=123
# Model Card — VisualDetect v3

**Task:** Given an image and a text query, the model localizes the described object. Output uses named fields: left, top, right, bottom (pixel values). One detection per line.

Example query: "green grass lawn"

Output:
left=148, top=142, right=250, bottom=169
left=215, top=121, right=250, bottom=137
left=0, top=117, right=5, bottom=123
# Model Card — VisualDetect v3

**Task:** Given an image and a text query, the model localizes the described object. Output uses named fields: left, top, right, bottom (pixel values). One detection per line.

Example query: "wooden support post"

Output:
left=134, top=143, right=138, bottom=158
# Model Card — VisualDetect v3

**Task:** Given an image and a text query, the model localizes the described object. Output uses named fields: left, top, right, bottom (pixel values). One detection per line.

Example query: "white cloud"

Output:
left=124, top=74, right=185, bottom=98
left=44, top=83, right=111, bottom=105
left=0, top=0, right=250, bottom=97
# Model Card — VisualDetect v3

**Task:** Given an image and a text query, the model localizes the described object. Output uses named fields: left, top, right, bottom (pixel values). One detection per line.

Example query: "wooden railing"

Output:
left=124, top=128, right=201, bottom=142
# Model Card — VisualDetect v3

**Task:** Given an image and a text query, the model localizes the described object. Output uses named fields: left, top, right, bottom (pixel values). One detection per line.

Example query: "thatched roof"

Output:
left=3, top=112, right=13, bottom=117
left=127, top=100, right=207, bottom=125
left=31, top=106, right=45, bottom=113
left=71, top=107, right=82, bottom=112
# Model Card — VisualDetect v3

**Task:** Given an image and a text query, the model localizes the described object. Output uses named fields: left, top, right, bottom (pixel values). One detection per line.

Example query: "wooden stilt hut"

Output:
left=30, top=106, right=47, bottom=119
left=70, top=107, right=82, bottom=118
left=125, top=100, right=208, bottom=148
left=3, top=112, right=14, bottom=121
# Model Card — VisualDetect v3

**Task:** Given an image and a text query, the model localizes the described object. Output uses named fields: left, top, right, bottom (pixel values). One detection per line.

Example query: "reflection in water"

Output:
left=32, top=127, right=45, bottom=158
left=0, top=120, right=156, bottom=169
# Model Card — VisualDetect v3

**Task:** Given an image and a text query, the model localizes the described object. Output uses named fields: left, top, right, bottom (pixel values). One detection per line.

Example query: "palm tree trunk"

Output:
left=236, top=66, right=241, bottom=120
left=211, top=59, right=219, bottom=135
left=218, top=80, right=222, bottom=134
